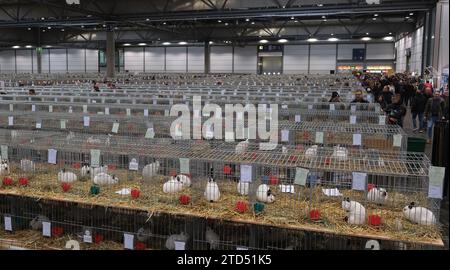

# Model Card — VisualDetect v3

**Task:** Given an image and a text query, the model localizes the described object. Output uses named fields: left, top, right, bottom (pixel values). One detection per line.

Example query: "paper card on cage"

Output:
left=129, top=158, right=139, bottom=171
left=112, top=122, right=120, bottom=134
left=105, top=107, right=110, bottom=115
left=123, top=233, right=134, bottom=250
left=90, top=149, right=101, bottom=167
left=4, top=216, right=12, bottom=231
left=352, top=172, right=367, bottom=191
left=428, top=166, right=445, bottom=199
left=350, top=115, right=357, bottom=124
left=294, top=167, right=309, bottom=186
left=315, top=132, right=324, bottom=144
left=174, top=241, right=186, bottom=250
left=115, top=188, right=131, bottom=195
left=83, top=116, right=90, bottom=127
left=48, top=149, right=57, bottom=164
left=42, top=221, right=51, bottom=237
left=145, top=128, right=155, bottom=139
left=295, top=115, right=301, bottom=123
left=240, top=165, right=252, bottom=183
left=279, top=184, right=295, bottom=193
left=1, top=145, right=8, bottom=160
left=60, top=120, right=66, bottom=129
left=351, top=105, right=356, bottom=112
left=83, top=230, right=93, bottom=243
left=393, top=134, right=402, bottom=147
left=164, top=110, right=169, bottom=116
left=281, top=130, right=289, bottom=142
left=225, top=132, right=234, bottom=142
left=144, top=109, right=149, bottom=117
left=32, top=104, right=36, bottom=112
left=329, top=104, right=335, bottom=111
left=8, top=116, right=13, bottom=126
left=36, top=121, right=42, bottom=129
left=83, top=105, right=87, bottom=113
left=352, top=134, right=362, bottom=146
left=378, top=115, right=386, bottom=125
left=126, top=108, right=131, bottom=116
left=281, top=104, right=288, bottom=109
left=322, top=188, right=343, bottom=197
left=308, top=104, right=313, bottom=110
left=9, top=104, right=13, bottom=111
left=179, top=158, right=190, bottom=174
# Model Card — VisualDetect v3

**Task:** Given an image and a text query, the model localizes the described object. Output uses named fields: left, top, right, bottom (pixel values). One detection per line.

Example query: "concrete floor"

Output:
left=402, top=107, right=449, bottom=249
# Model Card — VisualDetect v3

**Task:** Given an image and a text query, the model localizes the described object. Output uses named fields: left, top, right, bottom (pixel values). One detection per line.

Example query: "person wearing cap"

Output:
left=385, top=93, right=407, bottom=127
left=351, top=90, right=369, bottom=103
left=329, top=91, right=341, bottom=102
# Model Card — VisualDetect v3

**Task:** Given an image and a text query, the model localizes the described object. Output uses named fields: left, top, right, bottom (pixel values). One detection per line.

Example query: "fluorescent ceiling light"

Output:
left=383, top=36, right=394, bottom=41
left=307, top=38, right=318, bottom=42
left=138, top=43, right=147, bottom=46
left=162, top=42, right=171, bottom=45
left=123, top=43, right=131, bottom=46
left=259, top=39, right=269, bottom=43
left=12, top=45, right=20, bottom=49
left=245, top=18, right=250, bottom=22
left=251, top=21, right=255, bottom=24
left=361, top=37, right=371, bottom=41
left=25, top=45, right=33, bottom=48
left=178, top=41, right=187, bottom=45
left=328, top=37, right=339, bottom=42
left=278, top=38, right=288, bottom=43
left=374, top=14, right=378, bottom=17
left=209, top=41, right=213, bottom=44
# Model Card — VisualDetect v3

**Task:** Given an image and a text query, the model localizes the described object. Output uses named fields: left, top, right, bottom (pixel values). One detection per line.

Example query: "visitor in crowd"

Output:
left=351, top=90, right=369, bottom=103
left=410, top=89, right=427, bottom=133
left=443, top=88, right=449, bottom=120
left=381, top=85, right=393, bottom=105
left=377, top=95, right=388, bottom=111
left=329, top=91, right=341, bottom=102
left=28, top=89, right=36, bottom=95
left=424, top=86, right=433, bottom=100
left=385, top=93, right=407, bottom=127
left=92, top=80, right=100, bottom=92
left=424, top=91, right=445, bottom=143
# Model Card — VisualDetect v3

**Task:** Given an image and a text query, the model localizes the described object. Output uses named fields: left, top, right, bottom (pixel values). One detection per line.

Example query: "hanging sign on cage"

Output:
left=352, top=172, right=367, bottom=191
left=112, top=122, right=120, bottom=134
left=48, top=149, right=57, bottom=164
left=48, top=105, right=53, bottom=113
left=240, top=164, right=252, bottom=183
left=105, top=107, right=110, bottom=115
left=428, top=166, right=445, bottom=199
left=36, top=121, right=42, bottom=129
left=68, top=106, right=73, bottom=113
left=4, top=215, right=12, bottom=231
left=144, top=109, right=148, bottom=117
left=378, top=115, right=386, bottom=125
left=179, top=158, right=190, bottom=174
left=329, top=104, right=335, bottom=111
left=174, top=241, right=186, bottom=250
left=281, top=130, right=289, bottom=142
left=225, top=131, right=234, bottom=142
left=352, top=133, right=362, bottom=146
left=315, top=131, right=324, bottom=144
left=308, top=104, right=313, bottom=110
left=90, top=149, right=101, bottom=167
left=9, top=104, right=13, bottom=112
left=42, top=221, right=51, bottom=237
left=164, top=110, right=169, bottom=116
left=126, top=108, right=131, bottom=116
left=351, top=105, right=356, bottom=112
left=83, top=105, right=88, bottom=113
left=1, top=145, right=8, bottom=160
left=123, top=233, right=134, bottom=250
left=295, top=115, right=301, bottom=123
left=60, top=120, right=66, bottom=129
left=294, top=167, right=309, bottom=186
left=393, top=134, right=402, bottom=147
left=83, top=116, right=90, bottom=127
left=350, top=115, right=357, bottom=124
left=129, top=158, right=139, bottom=171
left=8, top=116, right=13, bottom=126
left=145, top=128, right=155, bottom=139
left=83, top=230, right=93, bottom=243
left=31, top=104, right=36, bottom=112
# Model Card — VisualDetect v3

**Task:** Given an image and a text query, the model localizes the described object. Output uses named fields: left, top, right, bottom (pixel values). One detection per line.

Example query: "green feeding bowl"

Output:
left=90, top=185, right=100, bottom=195
left=253, top=202, right=265, bottom=214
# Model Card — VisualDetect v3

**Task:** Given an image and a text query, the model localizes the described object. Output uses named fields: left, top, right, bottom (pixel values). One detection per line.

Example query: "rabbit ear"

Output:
left=410, top=202, right=415, bottom=206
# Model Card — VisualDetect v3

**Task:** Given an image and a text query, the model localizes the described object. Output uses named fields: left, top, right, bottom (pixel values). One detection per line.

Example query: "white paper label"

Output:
left=350, top=115, right=357, bottom=124
left=294, top=168, right=309, bottom=186
left=1, top=145, right=8, bottom=160
left=329, top=104, right=335, bottom=111
left=83, top=105, right=87, bottom=113
left=352, top=172, right=367, bottom=191
left=281, top=129, right=289, bottom=142
left=144, top=109, right=148, bottom=117
left=281, top=105, right=288, bottom=109
left=83, top=116, right=90, bottom=127
left=60, top=120, right=66, bottom=129
left=105, top=107, right=110, bottom=115
left=145, top=128, right=155, bottom=139
left=240, top=164, right=252, bottom=183
left=32, top=104, right=36, bottom=112
left=351, top=105, right=356, bottom=112
left=179, top=158, right=190, bottom=174
left=174, top=241, right=186, bottom=250
left=42, top=221, right=51, bottom=237
left=124, top=233, right=134, bottom=250
left=353, top=133, right=362, bottom=146
left=164, top=110, right=169, bottom=116
left=126, top=108, right=131, bottom=116
left=225, top=132, right=234, bottom=142
left=83, top=233, right=93, bottom=244
left=112, top=122, right=119, bottom=134
left=8, top=116, right=13, bottom=126
left=428, top=166, right=445, bottom=199
left=36, top=122, right=42, bottom=129
left=48, top=149, right=57, bottom=164
left=90, top=149, right=100, bottom=167
left=9, top=104, right=13, bottom=111
left=129, top=158, right=139, bottom=171
left=315, top=132, right=324, bottom=144
left=393, top=134, right=402, bottom=147
left=379, top=115, right=386, bottom=125
left=295, top=115, right=301, bottom=123
left=308, top=105, right=313, bottom=110
left=4, top=216, right=12, bottom=231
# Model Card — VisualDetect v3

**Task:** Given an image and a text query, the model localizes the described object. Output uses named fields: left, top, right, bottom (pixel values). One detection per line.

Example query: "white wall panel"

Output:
left=210, top=46, right=233, bottom=73
left=124, top=47, right=144, bottom=72
left=0, top=50, right=16, bottom=73
left=68, top=49, right=86, bottom=72
left=337, top=44, right=364, bottom=60
left=166, top=47, right=187, bottom=73
left=395, top=27, right=423, bottom=74
left=234, top=46, right=257, bottom=73
left=283, top=45, right=308, bottom=74
left=15, top=50, right=33, bottom=73
left=144, top=47, right=165, bottom=72
left=366, top=43, right=395, bottom=60
left=85, top=49, right=99, bottom=72
left=49, top=49, right=67, bottom=73
left=187, top=47, right=204, bottom=73
left=310, top=44, right=336, bottom=74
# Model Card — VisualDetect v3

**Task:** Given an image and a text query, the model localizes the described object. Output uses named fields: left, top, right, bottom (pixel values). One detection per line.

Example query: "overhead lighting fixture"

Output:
left=361, top=37, right=371, bottom=41
left=366, top=32, right=369, bottom=35
left=103, top=24, right=106, bottom=27
left=87, top=15, right=92, bottom=18
left=383, top=36, right=394, bottom=41
left=294, top=20, right=298, bottom=23
left=259, top=39, right=269, bottom=44
left=209, top=41, right=213, bottom=44
left=25, top=45, right=33, bottom=48
left=163, top=22, right=166, bottom=25
left=27, top=28, right=31, bottom=31
left=374, top=14, right=378, bottom=17
left=323, top=19, right=327, bottom=22
left=47, top=26, right=51, bottom=29
left=123, top=43, right=131, bottom=46
left=372, top=17, right=377, bottom=20
left=278, top=38, right=288, bottom=43
left=328, top=37, right=339, bottom=42
left=138, top=43, right=147, bottom=46
left=290, top=16, right=295, bottom=20
left=178, top=41, right=187, bottom=45
left=251, top=21, right=255, bottom=25
left=44, top=45, right=52, bottom=48
left=42, top=29, right=46, bottom=32
left=307, top=38, right=318, bottom=42
left=224, top=22, right=228, bottom=26
left=61, top=29, right=65, bottom=32
left=330, top=33, right=334, bottom=36
left=146, top=18, right=150, bottom=21
left=245, top=18, right=250, bottom=22
left=405, top=16, right=410, bottom=19
left=322, top=16, right=326, bottom=19
left=389, top=32, right=392, bottom=35
left=12, top=46, right=20, bottom=49
left=217, top=20, right=222, bottom=23
left=162, top=42, right=171, bottom=45
left=81, top=25, right=84, bottom=28
left=317, top=4, right=323, bottom=7
left=409, top=12, right=414, bottom=16
left=41, top=17, right=45, bottom=20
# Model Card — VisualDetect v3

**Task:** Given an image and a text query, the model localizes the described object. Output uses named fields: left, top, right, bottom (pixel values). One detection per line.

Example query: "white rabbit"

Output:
left=235, top=139, right=249, bottom=154
left=93, top=172, right=118, bottom=185
left=165, top=232, right=189, bottom=250
left=367, top=187, right=388, bottom=203
left=342, top=198, right=366, bottom=225
left=136, top=227, right=151, bottom=242
left=57, top=169, right=78, bottom=183
left=20, top=159, right=35, bottom=172
left=80, top=164, right=90, bottom=177
left=256, top=184, right=275, bottom=203
left=205, top=227, right=220, bottom=250
left=332, top=145, right=348, bottom=161
left=90, top=165, right=108, bottom=181
left=204, top=177, right=220, bottom=202
left=142, top=161, right=160, bottom=180
left=177, top=174, right=191, bottom=187
left=403, top=202, right=436, bottom=226
left=163, top=176, right=184, bottom=193
left=0, top=159, right=9, bottom=175
left=30, top=215, right=49, bottom=230
left=237, top=181, right=249, bottom=195
left=305, top=145, right=318, bottom=158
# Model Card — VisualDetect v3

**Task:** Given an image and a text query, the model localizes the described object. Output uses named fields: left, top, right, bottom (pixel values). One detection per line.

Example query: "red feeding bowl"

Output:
left=72, top=162, right=81, bottom=169
left=235, top=201, right=248, bottom=213
left=368, top=215, right=382, bottom=226
left=269, top=175, right=279, bottom=185
left=223, top=165, right=232, bottom=174
left=179, top=194, right=190, bottom=205
left=325, top=157, right=331, bottom=165
left=309, top=209, right=321, bottom=220
left=2, top=177, right=13, bottom=186
left=61, top=182, right=72, bottom=192
left=94, top=234, right=104, bottom=244
left=135, top=241, right=146, bottom=250
left=289, top=155, right=297, bottom=162
left=52, top=226, right=64, bottom=238
left=368, top=183, right=375, bottom=191
left=18, top=177, right=28, bottom=187
left=131, top=189, right=140, bottom=199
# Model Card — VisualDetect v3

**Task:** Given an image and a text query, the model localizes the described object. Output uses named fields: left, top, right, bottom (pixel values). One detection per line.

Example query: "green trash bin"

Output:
left=407, top=137, right=427, bottom=152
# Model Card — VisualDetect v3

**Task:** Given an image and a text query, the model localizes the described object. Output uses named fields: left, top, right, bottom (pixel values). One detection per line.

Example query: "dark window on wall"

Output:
left=98, top=49, right=124, bottom=70
left=352, top=49, right=365, bottom=61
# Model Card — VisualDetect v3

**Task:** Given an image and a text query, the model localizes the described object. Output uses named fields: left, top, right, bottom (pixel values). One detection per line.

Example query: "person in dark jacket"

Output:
left=381, top=85, right=393, bottom=105
left=329, top=91, right=341, bottom=102
left=351, top=90, right=369, bottom=103
left=385, top=94, right=407, bottom=127
left=377, top=94, right=388, bottom=111
left=424, top=91, right=445, bottom=143
left=410, top=89, right=427, bottom=132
